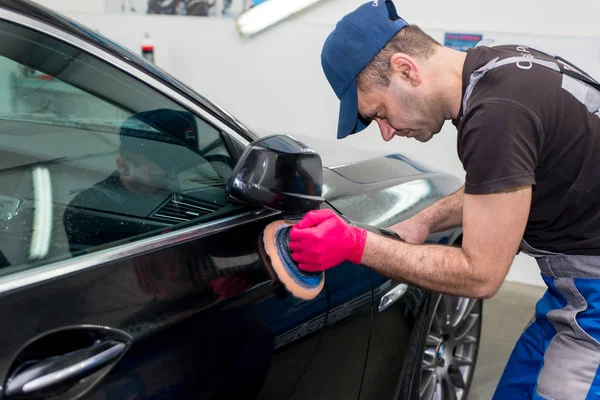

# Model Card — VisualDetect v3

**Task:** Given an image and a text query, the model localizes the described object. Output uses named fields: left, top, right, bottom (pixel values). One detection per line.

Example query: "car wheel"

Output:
left=418, top=294, right=482, bottom=400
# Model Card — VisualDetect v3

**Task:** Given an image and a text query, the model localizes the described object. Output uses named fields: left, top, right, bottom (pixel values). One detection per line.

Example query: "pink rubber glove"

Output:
left=289, top=209, right=367, bottom=272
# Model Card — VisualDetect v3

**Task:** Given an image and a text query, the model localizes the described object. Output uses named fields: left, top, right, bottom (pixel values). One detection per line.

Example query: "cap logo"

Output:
left=185, top=126, right=196, bottom=140
left=372, top=0, right=378, bottom=6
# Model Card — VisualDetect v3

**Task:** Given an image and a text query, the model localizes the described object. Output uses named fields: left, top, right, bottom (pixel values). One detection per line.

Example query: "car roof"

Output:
left=0, top=0, right=257, bottom=142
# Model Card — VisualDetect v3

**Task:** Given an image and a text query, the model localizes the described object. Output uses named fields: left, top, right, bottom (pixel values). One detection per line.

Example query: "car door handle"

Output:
left=5, top=340, right=127, bottom=398
left=378, top=282, right=409, bottom=312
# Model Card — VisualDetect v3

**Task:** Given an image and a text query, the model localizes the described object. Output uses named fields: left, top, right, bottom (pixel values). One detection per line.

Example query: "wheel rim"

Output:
left=419, top=296, right=481, bottom=400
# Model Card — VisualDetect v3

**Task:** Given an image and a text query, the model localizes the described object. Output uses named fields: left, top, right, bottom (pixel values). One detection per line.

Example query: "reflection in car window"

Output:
left=0, top=21, right=244, bottom=277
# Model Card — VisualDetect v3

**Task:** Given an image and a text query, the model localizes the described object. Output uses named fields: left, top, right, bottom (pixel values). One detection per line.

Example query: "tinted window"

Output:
left=0, top=20, right=243, bottom=276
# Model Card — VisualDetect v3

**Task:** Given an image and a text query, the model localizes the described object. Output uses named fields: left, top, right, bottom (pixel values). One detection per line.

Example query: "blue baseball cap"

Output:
left=321, top=0, right=408, bottom=139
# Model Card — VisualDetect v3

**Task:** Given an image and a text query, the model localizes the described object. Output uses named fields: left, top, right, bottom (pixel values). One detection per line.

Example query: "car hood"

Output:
left=260, top=132, right=463, bottom=216
left=269, top=131, right=440, bottom=184
left=280, top=132, right=385, bottom=168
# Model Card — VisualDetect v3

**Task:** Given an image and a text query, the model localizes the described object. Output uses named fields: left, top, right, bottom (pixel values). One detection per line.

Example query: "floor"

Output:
left=468, top=281, right=546, bottom=400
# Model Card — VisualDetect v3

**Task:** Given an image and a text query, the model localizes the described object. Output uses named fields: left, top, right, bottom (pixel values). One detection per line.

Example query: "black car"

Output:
left=0, top=1, right=482, bottom=399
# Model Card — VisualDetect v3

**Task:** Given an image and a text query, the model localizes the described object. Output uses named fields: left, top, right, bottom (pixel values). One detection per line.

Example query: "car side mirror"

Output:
left=225, top=134, right=324, bottom=214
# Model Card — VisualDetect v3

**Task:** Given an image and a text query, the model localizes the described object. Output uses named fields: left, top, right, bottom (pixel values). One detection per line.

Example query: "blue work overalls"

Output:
left=461, top=40, right=600, bottom=399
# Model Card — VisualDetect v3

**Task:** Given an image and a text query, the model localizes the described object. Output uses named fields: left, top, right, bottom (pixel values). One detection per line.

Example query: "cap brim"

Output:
left=336, top=80, right=369, bottom=139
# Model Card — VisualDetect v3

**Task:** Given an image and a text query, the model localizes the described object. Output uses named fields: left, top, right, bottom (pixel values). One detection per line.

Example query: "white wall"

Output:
left=295, top=0, right=600, bottom=38
left=35, top=0, right=600, bottom=288
left=34, top=0, right=600, bottom=37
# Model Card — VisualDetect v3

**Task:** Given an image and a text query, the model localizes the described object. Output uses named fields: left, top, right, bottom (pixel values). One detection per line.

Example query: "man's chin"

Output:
left=389, top=130, right=434, bottom=142
left=414, top=132, right=433, bottom=142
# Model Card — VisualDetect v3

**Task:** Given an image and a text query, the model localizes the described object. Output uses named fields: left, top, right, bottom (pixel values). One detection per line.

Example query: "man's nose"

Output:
left=376, top=119, right=395, bottom=142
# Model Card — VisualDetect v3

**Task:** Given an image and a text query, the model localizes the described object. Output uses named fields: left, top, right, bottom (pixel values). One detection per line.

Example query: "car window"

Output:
left=0, top=20, right=246, bottom=277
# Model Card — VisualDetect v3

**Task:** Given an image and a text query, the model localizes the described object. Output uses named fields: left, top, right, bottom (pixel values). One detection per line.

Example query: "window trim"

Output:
left=0, top=208, right=278, bottom=295
left=0, top=8, right=277, bottom=295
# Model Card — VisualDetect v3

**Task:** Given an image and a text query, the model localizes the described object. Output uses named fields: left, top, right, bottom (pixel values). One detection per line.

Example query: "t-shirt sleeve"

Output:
left=458, top=98, right=543, bottom=195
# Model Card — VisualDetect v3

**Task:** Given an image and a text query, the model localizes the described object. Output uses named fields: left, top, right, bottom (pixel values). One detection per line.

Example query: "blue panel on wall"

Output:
left=444, top=32, right=483, bottom=51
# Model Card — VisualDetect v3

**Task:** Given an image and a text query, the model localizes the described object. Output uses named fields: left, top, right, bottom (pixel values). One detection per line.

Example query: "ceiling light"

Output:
left=235, top=0, right=326, bottom=37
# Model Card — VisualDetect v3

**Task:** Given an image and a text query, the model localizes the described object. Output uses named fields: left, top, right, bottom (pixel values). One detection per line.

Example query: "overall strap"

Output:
left=463, top=40, right=600, bottom=116
left=462, top=55, right=559, bottom=113
left=555, top=55, right=600, bottom=91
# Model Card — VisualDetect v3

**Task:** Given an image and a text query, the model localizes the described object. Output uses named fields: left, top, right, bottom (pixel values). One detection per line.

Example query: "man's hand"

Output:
left=389, top=218, right=430, bottom=244
left=391, top=186, right=464, bottom=241
left=289, top=209, right=367, bottom=272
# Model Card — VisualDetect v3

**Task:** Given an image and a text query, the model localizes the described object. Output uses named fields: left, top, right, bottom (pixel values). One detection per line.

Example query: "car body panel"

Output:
left=323, top=158, right=462, bottom=400
left=323, top=160, right=462, bottom=229
left=0, top=210, right=332, bottom=399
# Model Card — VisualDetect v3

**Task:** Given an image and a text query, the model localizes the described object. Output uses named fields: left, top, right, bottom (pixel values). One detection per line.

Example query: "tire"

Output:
left=396, top=292, right=437, bottom=400
left=398, top=293, right=483, bottom=400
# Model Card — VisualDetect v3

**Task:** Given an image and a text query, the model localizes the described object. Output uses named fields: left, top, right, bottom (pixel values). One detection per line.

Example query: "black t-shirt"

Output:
left=453, top=44, right=600, bottom=255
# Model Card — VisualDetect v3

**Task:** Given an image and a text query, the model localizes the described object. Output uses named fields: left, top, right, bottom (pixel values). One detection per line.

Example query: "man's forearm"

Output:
left=415, top=185, right=464, bottom=232
left=361, top=231, right=496, bottom=299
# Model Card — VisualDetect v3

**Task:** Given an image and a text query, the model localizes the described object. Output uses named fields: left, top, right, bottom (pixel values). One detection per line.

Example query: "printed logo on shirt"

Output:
left=514, top=46, right=536, bottom=70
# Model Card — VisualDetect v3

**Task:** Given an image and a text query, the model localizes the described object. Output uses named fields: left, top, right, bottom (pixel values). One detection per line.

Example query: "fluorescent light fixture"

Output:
left=236, top=0, right=326, bottom=37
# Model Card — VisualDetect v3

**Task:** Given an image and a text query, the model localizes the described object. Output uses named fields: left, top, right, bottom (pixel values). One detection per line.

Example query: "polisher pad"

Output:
left=261, top=220, right=324, bottom=300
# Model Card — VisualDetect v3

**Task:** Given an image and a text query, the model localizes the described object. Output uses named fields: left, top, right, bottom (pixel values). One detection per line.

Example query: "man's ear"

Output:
left=389, top=53, right=421, bottom=86
left=116, top=156, right=130, bottom=176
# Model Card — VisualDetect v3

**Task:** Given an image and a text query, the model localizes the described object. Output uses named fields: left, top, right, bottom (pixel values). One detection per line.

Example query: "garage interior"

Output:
left=21, top=0, right=600, bottom=398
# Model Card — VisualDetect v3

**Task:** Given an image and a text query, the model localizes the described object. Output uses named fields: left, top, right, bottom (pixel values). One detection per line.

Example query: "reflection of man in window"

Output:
left=116, top=138, right=171, bottom=197
left=63, top=109, right=199, bottom=252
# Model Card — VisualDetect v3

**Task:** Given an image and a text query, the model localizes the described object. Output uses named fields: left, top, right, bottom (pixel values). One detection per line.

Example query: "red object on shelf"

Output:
left=141, top=34, right=154, bottom=63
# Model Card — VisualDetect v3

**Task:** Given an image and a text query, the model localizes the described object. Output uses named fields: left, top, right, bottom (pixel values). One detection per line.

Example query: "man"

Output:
left=288, top=0, right=600, bottom=398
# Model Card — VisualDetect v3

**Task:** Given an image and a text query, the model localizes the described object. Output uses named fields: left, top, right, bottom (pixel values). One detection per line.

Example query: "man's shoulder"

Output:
left=465, top=42, right=555, bottom=73
left=461, top=43, right=561, bottom=119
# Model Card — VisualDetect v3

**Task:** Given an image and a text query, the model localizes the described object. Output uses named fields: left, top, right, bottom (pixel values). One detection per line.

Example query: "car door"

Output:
left=0, top=13, right=332, bottom=399
left=284, top=259, right=374, bottom=400
left=278, top=204, right=374, bottom=400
